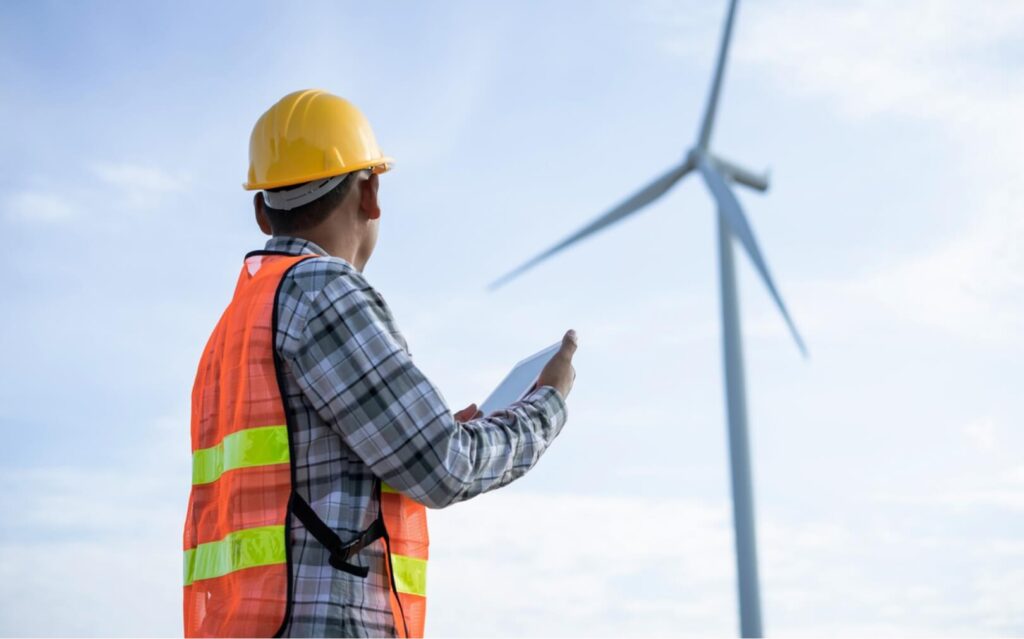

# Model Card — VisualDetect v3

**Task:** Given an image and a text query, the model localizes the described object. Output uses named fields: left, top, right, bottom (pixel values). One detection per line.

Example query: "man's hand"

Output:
left=455, top=330, right=577, bottom=420
left=454, top=403, right=482, bottom=422
left=537, top=329, right=578, bottom=400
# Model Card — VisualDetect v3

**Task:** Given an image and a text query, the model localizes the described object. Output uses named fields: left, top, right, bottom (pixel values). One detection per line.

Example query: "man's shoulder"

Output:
left=284, top=255, right=361, bottom=295
left=280, top=255, right=382, bottom=313
left=275, top=256, right=404, bottom=351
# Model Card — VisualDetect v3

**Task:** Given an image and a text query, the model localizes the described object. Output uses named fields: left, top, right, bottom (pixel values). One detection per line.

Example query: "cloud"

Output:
left=428, top=491, right=735, bottom=637
left=643, top=0, right=1024, bottom=128
left=0, top=470, right=185, bottom=636
left=92, top=162, right=188, bottom=208
left=872, top=461, right=1024, bottom=513
left=2, top=190, right=78, bottom=223
left=0, top=539, right=181, bottom=637
left=2, top=162, right=187, bottom=225
left=736, top=1, right=1024, bottom=119
left=776, top=202, right=1024, bottom=347
left=963, top=417, right=997, bottom=452
left=93, top=162, right=186, bottom=193
left=0, top=414, right=189, bottom=636
left=858, top=210, right=1024, bottom=344
left=427, top=489, right=1023, bottom=636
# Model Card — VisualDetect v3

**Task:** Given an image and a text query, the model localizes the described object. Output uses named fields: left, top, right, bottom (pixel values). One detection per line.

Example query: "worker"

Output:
left=182, top=89, right=577, bottom=638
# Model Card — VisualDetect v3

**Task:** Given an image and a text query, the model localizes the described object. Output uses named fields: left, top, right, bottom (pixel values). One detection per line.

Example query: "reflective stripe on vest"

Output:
left=191, top=425, right=289, bottom=485
left=183, top=524, right=286, bottom=586
left=391, top=554, right=428, bottom=598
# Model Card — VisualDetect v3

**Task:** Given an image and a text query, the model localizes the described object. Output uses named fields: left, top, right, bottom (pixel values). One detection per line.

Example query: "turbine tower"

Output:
left=489, top=1, right=806, bottom=636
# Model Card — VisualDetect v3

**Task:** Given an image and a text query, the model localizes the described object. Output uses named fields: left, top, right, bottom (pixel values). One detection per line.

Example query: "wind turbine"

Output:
left=489, top=1, right=806, bottom=636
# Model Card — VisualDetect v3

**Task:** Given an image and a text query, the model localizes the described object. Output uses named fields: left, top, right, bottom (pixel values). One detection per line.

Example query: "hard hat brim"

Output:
left=243, top=157, right=394, bottom=191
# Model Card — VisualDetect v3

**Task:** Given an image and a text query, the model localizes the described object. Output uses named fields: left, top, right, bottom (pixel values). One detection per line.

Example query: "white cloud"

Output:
left=92, top=162, right=188, bottom=209
left=639, top=0, right=1024, bottom=129
left=3, top=190, right=78, bottom=223
left=427, top=490, right=1023, bottom=636
left=0, top=468, right=186, bottom=637
left=93, top=162, right=186, bottom=193
left=873, top=461, right=1024, bottom=513
left=963, top=417, right=997, bottom=452
left=736, top=1, right=1024, bottom=121
left=0, top=539, right=181, bottom=637
left=427, top=491, right=735, bottom=637
left=859, top=211, right=1024, bottom=344
left=744, top=1, right=1024, bottom=342
left=775, top=202, right=1024, bottom=346
left=2, top=163, right=187, bottom=225
left=0, top=414, right=189, bottom=636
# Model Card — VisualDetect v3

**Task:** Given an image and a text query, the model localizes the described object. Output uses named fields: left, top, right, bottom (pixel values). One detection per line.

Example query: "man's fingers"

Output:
left=560, top=329, right=578, bottom=358
left=454, top=403, right=478, bottom=421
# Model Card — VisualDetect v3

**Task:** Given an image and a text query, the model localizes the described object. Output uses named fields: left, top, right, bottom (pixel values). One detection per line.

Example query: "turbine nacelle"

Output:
left=687, top=148, right=771, bottom=193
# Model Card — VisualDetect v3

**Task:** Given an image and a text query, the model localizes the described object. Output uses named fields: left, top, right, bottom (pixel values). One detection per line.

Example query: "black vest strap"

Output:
left=290, top=492, right=385, bottom=578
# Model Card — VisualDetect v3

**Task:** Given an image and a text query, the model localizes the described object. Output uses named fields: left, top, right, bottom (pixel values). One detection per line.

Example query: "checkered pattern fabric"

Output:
left=257, top=236, right=568, bottom=637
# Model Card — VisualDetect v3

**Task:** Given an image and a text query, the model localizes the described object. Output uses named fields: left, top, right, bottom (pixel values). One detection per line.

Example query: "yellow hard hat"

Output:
left=244, top=89, right=393, bottom=191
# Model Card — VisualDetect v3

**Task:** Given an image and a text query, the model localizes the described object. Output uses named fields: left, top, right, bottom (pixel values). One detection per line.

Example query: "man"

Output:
left=182, top=89, right=576, bottom=638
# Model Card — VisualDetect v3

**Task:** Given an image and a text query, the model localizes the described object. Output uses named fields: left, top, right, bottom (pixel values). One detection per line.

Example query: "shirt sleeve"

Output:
left=283, top=270, right=568, bottom=509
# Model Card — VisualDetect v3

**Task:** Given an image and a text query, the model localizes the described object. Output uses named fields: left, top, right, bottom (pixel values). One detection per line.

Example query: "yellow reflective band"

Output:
left=192, top=425, right=289, bottom=485
left=183, top=525, right=286, bottom=586
left=381, top=483, right=397, bottom=494
left=391, top=554, right=427, bottom=597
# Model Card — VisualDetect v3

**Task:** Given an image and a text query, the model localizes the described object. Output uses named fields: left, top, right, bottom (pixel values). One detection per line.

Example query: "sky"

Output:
left=0, top=0, right=1022, bottom=636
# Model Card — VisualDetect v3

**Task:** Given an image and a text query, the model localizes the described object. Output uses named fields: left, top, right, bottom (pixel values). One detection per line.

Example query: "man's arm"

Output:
left=285, top=270, right=571, bottom=509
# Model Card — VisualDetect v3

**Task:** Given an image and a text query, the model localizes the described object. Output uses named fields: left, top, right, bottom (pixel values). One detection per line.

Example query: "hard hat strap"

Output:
left=262, top=172, right=349, bottom=211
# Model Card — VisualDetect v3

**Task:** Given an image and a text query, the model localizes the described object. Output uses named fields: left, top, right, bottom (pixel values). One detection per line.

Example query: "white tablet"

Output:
left=479, top=342, right=562, bottom=415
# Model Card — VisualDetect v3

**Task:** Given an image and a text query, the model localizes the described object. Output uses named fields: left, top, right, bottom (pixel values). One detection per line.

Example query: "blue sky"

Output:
left=1, top=0, right=1022, bottom=636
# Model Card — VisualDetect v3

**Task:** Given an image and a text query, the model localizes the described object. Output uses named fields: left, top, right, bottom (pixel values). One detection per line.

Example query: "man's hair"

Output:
left=262, top=171, right=363, bottom=235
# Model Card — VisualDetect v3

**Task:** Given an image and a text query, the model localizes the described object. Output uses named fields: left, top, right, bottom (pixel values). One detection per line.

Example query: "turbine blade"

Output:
left=699, top=159, right=808, bottom=356
left=489, top=159, right=694, bottom=290
left=697, top=0, right=741, bottom=150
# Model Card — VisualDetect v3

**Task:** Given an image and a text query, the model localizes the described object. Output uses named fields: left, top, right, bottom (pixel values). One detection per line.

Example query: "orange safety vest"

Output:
left=183, top=252, right=429, bottom=638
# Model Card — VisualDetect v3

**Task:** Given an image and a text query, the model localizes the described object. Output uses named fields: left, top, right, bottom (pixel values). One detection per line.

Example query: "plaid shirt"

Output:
left=259, top=236, right=568, bottom=637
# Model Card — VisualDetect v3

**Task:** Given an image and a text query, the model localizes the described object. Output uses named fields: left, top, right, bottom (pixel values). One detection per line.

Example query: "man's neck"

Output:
left=278, top=229, right=365, bottom=271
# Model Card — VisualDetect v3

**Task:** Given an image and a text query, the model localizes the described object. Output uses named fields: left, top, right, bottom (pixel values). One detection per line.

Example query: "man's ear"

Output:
left=254, top=192, right=273, bottom=235
left=358, top=172, right=381, bottom=221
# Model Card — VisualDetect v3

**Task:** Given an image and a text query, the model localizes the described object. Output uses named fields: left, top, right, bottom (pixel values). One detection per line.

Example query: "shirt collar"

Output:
left=262, top=235, right=329, bottom=257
